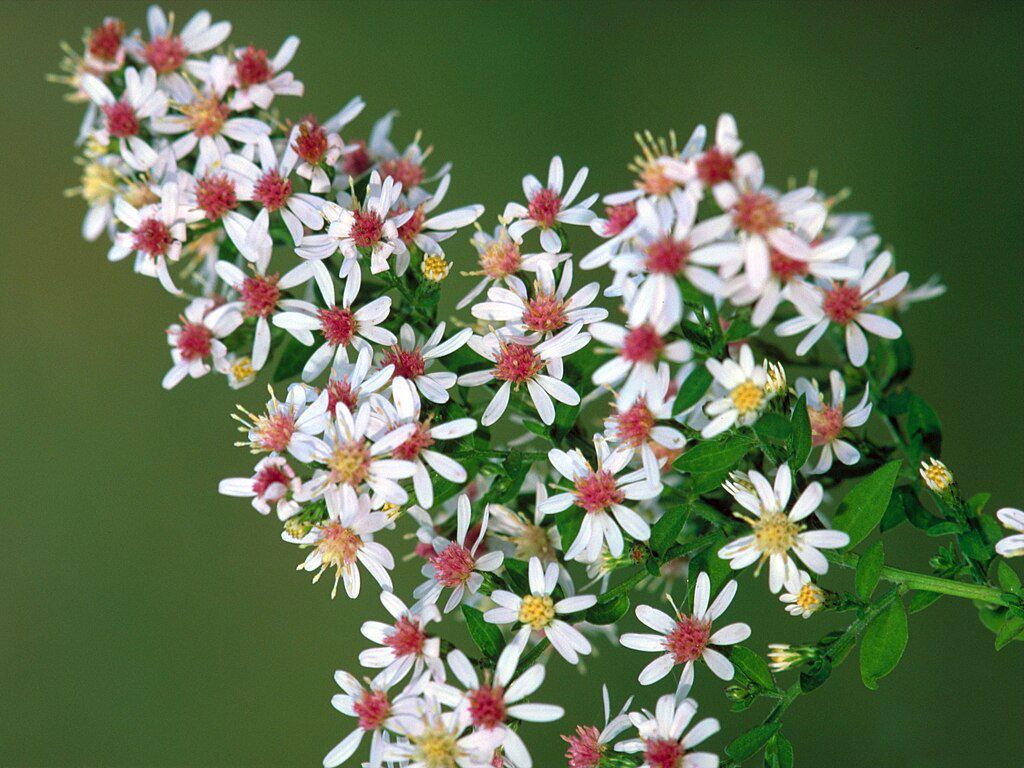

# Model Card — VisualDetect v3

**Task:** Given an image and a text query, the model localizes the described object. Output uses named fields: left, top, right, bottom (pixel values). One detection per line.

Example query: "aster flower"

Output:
left=79, top=66, right=168, bottom=172
left=614, top=693, right=720, bottom=768
left=358, top=591, right=445, bottom=685
left=232, top=383, right=329, bottom=461
left=995, top=508, right=1024, bottom=558
left=456, top=324, right=588, bottom=427
left=430, top=640, right=564, bottom=768
left=919, top=457, right=953, bottom=494
left=218, top=455, right=303, bottom=520
left=379, top=322, right=473, bottom=404
left=603, top=363, right=687, bottom=459
left=383, top=694, right=504, bottom=768
left=375, top=129, right=452, bottom=194
left=161, top=297, right=242, bottom=389
left=621, top=573, right=749, bottom=692
left=272, top=294, right=397, bottom=383
left=776, top=251, right=909, bottom=367
left=486, top=481, right=560, bottom=564
left=540, top=436, right=662, bottom=563
left=663, top=112, right=753, bottom=206
left=718, top=463, right=849, bottom=593
left=590, top=319, right=693, bottom=408
left=323, top=668, right=427, bottom=768
left=283, top=99, right=365, bottom=193
left=456, top=226, right=569, bottom=310
left=370, top=377, right=478, bottom=509
left=390, top=173, right=485, bottom=260
left=503, top=156, right=598, bottom=254
left=561, top=686, right=635, bottom=768
left=795, top=370, right=872, bottom=474
left=287, top=485, right=394, bottom=599
left=779, top=571, right=827, bottom=618
left=701, top=344, right=771, bottom=438
left=323, top=346, right=395, bottom=415
left=71, top=155, right=124, bottom=242
left=414, top=495, right=505, bottom=613
left=483, top=556, right=596, bottom=664
left=228, top=36, right=303, bottom=111
left=126, top=6, right=231, bottom=79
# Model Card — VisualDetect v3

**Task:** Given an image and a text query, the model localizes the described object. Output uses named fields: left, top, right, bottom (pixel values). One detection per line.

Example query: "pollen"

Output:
left=292, top=117, right=328, bottom=164
left=729, top=380, right=765, bottom=415
left=252, top=461, right=292, bottom=499
left=175, top=321, right=212, bottom=361
left=421, top=254, right=450, bottom=282
left=468, top=685, right=507, bottom=730
left=732, top=191, right=782, bottom=235
left=349, top=210, right=385, bottom=249
left=195, top=173, right=238, bottom=221
left=252, top=409, right=296, bottom=453
left=430, top=542, right=476, bottom=588
left=252, top=170, right=292, bottom=212
left=696, top=146, right=736, bottom=185
left=752, top=512, right=801, bottom=555
left=88, top=19, right=124, bottom=62
left=143, top=35, right=188, bottom=74
left=528, top=188, right=562, bottom=228
left=240, top=272, right=281, bottom=318
left=230, top=356, right=256, bottom=384
left=397, top=205, right=426, bottom=244
left=381, top=346, right=426, bottom=380
left=235, top=45, right=272, bottom=87
left=326, top=376, right=358, bottom=413
left=796, top=582, right=825, bottom=613
left=518, top=594, right=555, bottom=630
left=341, top=140, right=372, bottom=178
left=920, top=458, right=953, bottom=493
left=611, top=401, right=655, bottom=448
left=132, top=217, right=173, bottom=257
left=380, top=157, right=425, bottom=189
left=563, top=725, right=604, bottom=768
left=383, top=615, right=427, bottom=658
left=392, top=421, right=435, bottom=461
left=102, top=100, right=139, bottom=138
left=181, top=95, right=229, bottom=137
left=313, top=521, right=363, bottom=597
left=644, top=236, right=691, bottom=275
left=522, top=286, right=568, bottom=333
left=411, top=726, right=461, bottom=768
left=353, top=689, right=391, bottom=732
left=326, top=439, right=372, bottom=486
left=574, top=470, right=625, bottom=514
left=492, top=342, right=543, bottom=385
left=769, top=248, right=810, bottom=282
left=643, top=737, right=686, bottom=768
left=80, top=162, right=118, bottom=204
left=601, top=201, right=637, bottom=236
left=478, top=237, right=522, bottom=279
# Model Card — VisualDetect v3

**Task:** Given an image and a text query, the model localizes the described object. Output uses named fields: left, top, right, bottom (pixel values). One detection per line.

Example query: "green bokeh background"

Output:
left=2, top=1, right=1022, bottom=765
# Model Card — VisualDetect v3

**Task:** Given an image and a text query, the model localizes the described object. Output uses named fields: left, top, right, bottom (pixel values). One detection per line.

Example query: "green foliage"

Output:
left=994, top=613, right=1024, bottom=650
left=725, top=723, right=781, bottom=762
left=764, top=733, right=795, bottom=768
left=855, top=541, right=885, bottom=601
left=753, top=412, right=793, bottom=465
left=461, top=605, right=505, bottom=660
left=860, top=596, right=908, bottom=689
left=674, top=433, right=754, bottom=474
left=672, top=365, right=713, bottom=416
left=729, top=645, right=776, bottom=692
left=789, top=394, right=812, bottom=470
left=687, top=532, right=734, bottom=599
left=833, top=460, right=902, bottom=548
left=650, top=502, right=690, bottom=559
left=501, top=558, right=531, bottom=594
left=272, top=337, right=308, bottom=382
left=555, top=509, right=584, bottom=555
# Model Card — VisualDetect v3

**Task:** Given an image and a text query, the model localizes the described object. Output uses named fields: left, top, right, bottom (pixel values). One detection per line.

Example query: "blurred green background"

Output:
left=2, top=0, right=1022, bottom=765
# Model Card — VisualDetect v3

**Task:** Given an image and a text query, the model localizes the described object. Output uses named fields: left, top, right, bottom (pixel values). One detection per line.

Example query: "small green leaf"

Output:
left=925, top=521, right=965, bottom=537
left=461, top=605, right=505, bottom=660
left=672, top=365, right=713, bottom=416
left=800, top=656, right=833, bottom=692
left=501, top=559, right=531, bottom=594
left=650, top=502, right=690, bottom=558
left=833, top=460, right=902, bottom=548
left=552, top=401, right=581, bottom=445
left=674, top=434, right=754, bottom=475
left=556, top=509, right=584, bottom=557
left=725, top=723, right=781, bottom=761
left=585, top=592, right=631, bottom=625
left=996, top=561, right=1022, bottom=595
left=272, top=338, right=308, bottom=382
left=789, top=394, right=812, bottom=470
left=687, top=532, right=733, bottom=599
left=908, top=591, right=942, bottom=614
left=995, top=613, right=1024, bottom=650
left=729, top=645, right=775, bottom=691
left=855, top=541, right=885, bottom=601
left=860, top=597, right=908, bottom=689
left=764, top=733, right=795, bottom=768
left=906, top=392, right=942, bottom=457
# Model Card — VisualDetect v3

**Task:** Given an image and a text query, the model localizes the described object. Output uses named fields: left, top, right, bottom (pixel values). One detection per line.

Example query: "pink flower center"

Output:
left=252, top=462, right=293, bottom=500
left=254, top=410, right=296, bottom=453
left=326, top=376, right=357, bottom=413
left=769, top=248, right=810, bottom=282
left=621, top=325, right=664, bottom=364
left=182, top=95, right=229, bottom=138
left=666, top=615, right=711, bottom=664
left=574, top=470, right=624, bottom=514
left=341, top=141, right=371, bottom=178
left=640, top=164, right=676, bottom=196
left=103, top=100, right=139, bottom=138
left=318, top=307, right=357, bottom=347
left=563, top=725, right=604, bottom=768
left=236, top=45, right=272, bottom=87
left=195, top=173, right=238, bottom=221
left=479, top=238, right=521, bottom=279
left=430, top=542, right=476, bottom=588
left=175, top=322, right=212, bottom=361
left=696, top=147, right=735, bottom=185
left=528, top=188, right=562, bottom=228
left=612, top=401, right=655, bottom=448
left=522, top=290, right=568, bottom=333
left=353, top=689, right=391, bottom=732
left=317, top=522, right=363, bottom=566
left=381, top=346, right=426, bottom=380
left=809, top=405, right=844, bottom=446
left=468, top=685, right=507, bottom=730
left=393, top=421, right=435, bottom=461
left=350, top=210, right=385, bottom=249
left=293, top=117, right=328, bottom=165
left=645, top=236, right=691, bottom=275
left=132, top=217, right=172, bottom=257
left=252, top=170, right=292, bottom=212
left=397, top=205, right=425, bottom=244
left=383, top=615, right=427, bottom=658
left=379, top=157, right=425, bottom=189
left=644, top=737, right=685, bottom=768
left=733, top=191, right=782, bottom=235
left=89, top=19, right=124, bottom=61
left=143, top=35, right=188, bottom=73
left=822, top=284, right=864, bottom=324
left=602, top=202, right=637, bottom=236
left=240, top=273, right=280, bottom=318
left=492, top=342, right=543, bottom=384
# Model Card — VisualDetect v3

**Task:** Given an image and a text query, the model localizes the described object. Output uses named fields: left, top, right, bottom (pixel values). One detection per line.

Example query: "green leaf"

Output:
left=725, top=723, right=781, bottom=761
left=555, top=509, right=584, bottom=556
left=906, top=392, right=942, bottom=457
left=908, top=591, right=942, bottom=614
left=996, top=561, right=1022, bottom=595
left=800, top=656, right=833, bottom=692
left=754, top=412, right=794, bottom=464
left=585, top=591, right=631, bottom=625
left=833, top=460, right=902, bottom=548
left=672, top=365, right=713, bottom=416
left=650, top=502, right=690, bottom=558
left=480, top=452, right=529, bottom=506
left=674, top=434, right=754, bottom=475
left=855, top=541, right=885, bottom=601
left=729, top=645, right=775, bottom=691
left=687, top=532, right=733, bottom=599
left=860, top=597, right=908, bottom=689
left=764, top=733, right=795, bottom=768
left=552, top=400, right=581, bottom=445
left=925, top=521, right=965, bottom=537
left=501, top=558, right=531, bottom=594
left=789, top=394, right=812, bottom=470
left=995, top=613, right=1024, bottom=650
left=461, top=605, right=505, bottom=660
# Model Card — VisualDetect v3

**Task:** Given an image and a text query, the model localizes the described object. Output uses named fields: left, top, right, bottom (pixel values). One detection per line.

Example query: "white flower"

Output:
left=603, top=363, right=687, bottom=458
left=718, top=463, right=849, bottom=593
left=621, top=572, right=750, bottom=692
left=231, top=383, right=329, bottom=461
left=560, top=686, right=635, bottom=768
left=126, top=6, right=231, bottom=78
left=776, top=251, right=909, bottom=367
left=540, top=436, right=662, bottom=563
left=456, top=324, right=588, bottom=427
left=615, top=694, right=720, bottom=768
left=995, top=508, right=1024, bottom=558
left=795, top=370, right=872, bottom=474
left=358, top=591, right=444, bottom=685
left=323, top=346, right=395, bottom=415
left=701, top=344, right=770, bottom=438
left=779, top=571, right=827, bottom=618
left=456, top=226, right=569, bottom=310
left=919, top=457, right=953, bottom=494
left=162, top=297, right=241, bottom=389
left=379, top=322, right=473, bottom=404
left=504, top=156, right=598, bottom=253
left=664, top=112, right=753, bottom=205
left=483, top=556, right=596, bottom=665
left=487, top=481, right=561, bottom=564
left=590, top=319, right=693, bottom=408
left=414, top=495, right=505, bottom=613
left=287, top=485, right=394, bottom=599
left=370, top=378, right=477, bottom=509
left=79, top=66, right=168, bottom=172
left=282, top=100, right=364, bottom=193
left=390, top=173, right=484, bottom=259
left=273, top=294, right=397, bottom=383
left=383, top=694, right=503, bottom=768
left=74, top=156, right=124, bottom=241
left=229, top=37, right=304, bottom=111
left=218, top=455, right=302, bottom=520
left=323, top=668, right=427, bottom=768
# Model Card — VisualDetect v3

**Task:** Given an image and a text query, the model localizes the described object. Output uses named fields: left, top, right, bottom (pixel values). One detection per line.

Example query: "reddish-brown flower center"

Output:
left=574, top=470, right=624, bottom=514
left=383, top=615, right=427, bottom=658
left=240, top=273, right=280, bottom=318
left=379, top=157, right=425, bottom=189
left=381, top=346, right=426, bottom=380
left=253, top=410, right=296, bottom=453
left=479, top=238, right=521, bottom=279
left=326, top=376, right=358, bottom=413
left=397, top=205, right=425, bottom=245
left=195, top=173, right=238, bottom=221
left=393, top=422, right=435, bottom=461
left=530, top=187, right=564, bottom=227
left=809, top=405, right=844, bottom=446
left=732, top=191, right=782, bottom=235
left=103, top=100, right=139, bottom=138
left=602, top=202, right=637, bottom=236
left=293, top=117, right=328, bottom=165
left=252, top=462, right=292, bottom=499
left=252, top=170, right=292, bottom=212
left=88, top=19, right=124, bottom=61
left=132, top=217, right=172, bottom=256
left=522, top=289, right=568, bottom=333
left=612, top=401, right=655, bottom=448
left=492, top=342, right=543, bottom=384
left=318, top=307, right=357, bottom=347
left=822, top=284, right=864, bottom=325
left=341, top=140, right=372, bottom=178
left=666, top=614, right=711, bottom=664
left=621, top=325, right=664, bottom=364
left=696, top=146, right=735, bottom=185
left=468, top=685, right=507, bottom=730
left=563, top=725, right=604, bottom=768
left=430, top=542, right=476, bottom=587
left=644, top=737, right=685, bottom=768
left=350, top=210, right=385, bottom=249
left=175, top=322, right=212, bottom=361
left=182, top=95, right=229, bottom=138
left=769, top=248, right=810, bottom=282
left=645, top=236, right=691, bottom=275
left=143, top=35, right=188, bottom=73
left=353, top=689, right=391, bottom=732
left=235, top=45, right=272, bottom=87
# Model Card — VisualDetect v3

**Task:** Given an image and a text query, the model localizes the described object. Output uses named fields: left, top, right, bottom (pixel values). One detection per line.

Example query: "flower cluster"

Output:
left=57, top=9, right=1023, bottom=768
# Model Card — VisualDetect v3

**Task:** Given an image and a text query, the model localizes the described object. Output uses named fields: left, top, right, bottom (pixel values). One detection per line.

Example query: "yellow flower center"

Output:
left=231, top=356, right=255, bottom=382
left=421, top=254, right=450, bottom=282
left=513, top=525, right=556, bottom=562
left=730, top=380, right=765, bottom=415
left=327, top=440, right=372, bottom=486
left=80, top=162, right=118, bottom=204
left=752, top=512, right=801, bottom=555
left=413, top=727, right=461, bottom=768
left=796, top=583, right=824, bottom=612
left=921, top=462, right=951, bottom=492
left=518, top=594, right=556, bottom=630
